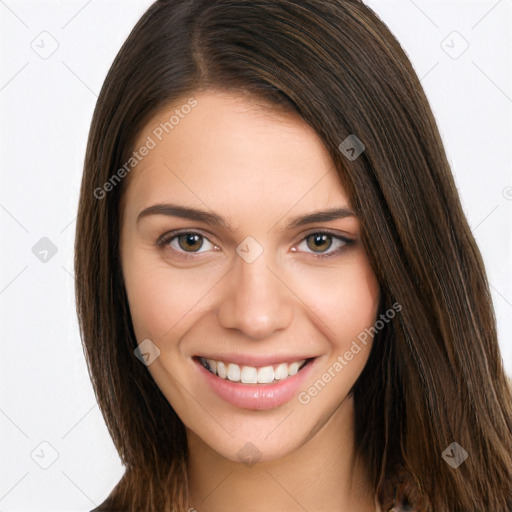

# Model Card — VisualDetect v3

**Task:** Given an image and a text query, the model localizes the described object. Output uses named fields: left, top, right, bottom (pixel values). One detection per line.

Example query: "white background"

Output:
left=0, top=1, right=511, bottom=510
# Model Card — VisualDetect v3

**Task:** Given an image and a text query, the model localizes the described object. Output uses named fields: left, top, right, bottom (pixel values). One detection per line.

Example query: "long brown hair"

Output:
left=74, top=1, right=512, bottom=510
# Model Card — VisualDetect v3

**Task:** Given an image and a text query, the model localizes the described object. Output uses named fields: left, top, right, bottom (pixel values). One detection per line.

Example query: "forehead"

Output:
left=123, top=90, right=350, bottom=215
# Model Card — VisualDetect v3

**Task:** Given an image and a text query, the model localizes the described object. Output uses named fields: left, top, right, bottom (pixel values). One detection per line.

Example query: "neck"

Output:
left=186, top=395, right=377, bottom=512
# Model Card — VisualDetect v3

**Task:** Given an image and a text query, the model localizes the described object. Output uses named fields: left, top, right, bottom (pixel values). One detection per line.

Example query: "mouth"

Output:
left=193, top=354, right=318, bottom=410
left=194, top=356, right=314, bottom=384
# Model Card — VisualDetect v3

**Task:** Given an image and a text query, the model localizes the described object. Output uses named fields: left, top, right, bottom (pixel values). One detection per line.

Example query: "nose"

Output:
left=216, top=249, right=294, bottom=341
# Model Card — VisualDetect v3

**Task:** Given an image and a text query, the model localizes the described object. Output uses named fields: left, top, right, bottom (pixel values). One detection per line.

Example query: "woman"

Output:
left=74, top=0, right=512, bottom=510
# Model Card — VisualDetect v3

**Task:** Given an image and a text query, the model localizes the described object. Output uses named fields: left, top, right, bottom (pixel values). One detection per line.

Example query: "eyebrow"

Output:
left=136, top=203, right=356, bottom=230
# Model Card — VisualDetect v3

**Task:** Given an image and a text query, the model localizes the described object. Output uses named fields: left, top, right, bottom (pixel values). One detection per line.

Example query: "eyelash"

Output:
left=155, top=229, right=355, bottom=260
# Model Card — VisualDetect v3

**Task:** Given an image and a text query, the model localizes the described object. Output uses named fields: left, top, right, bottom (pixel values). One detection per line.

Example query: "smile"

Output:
left=193, top=355, right=318, bottom=410
left=197, top=356, right=311, bottom=384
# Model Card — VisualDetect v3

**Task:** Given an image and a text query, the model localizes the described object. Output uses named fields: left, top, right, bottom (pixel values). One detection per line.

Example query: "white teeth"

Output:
left=201, top=357, right=308, bottom=384
left=274, top=363, right=288, bottom=380
left=288, top=361, right=301, bottom=376
left=207, top=359, right=217, bottom=374
left=217, top=361, right=227, bottom=379
left=257, top=366, right=274, bottom=384
left=227, top=363, right=241, bottom=382
left=241, top=366, right=258, bottom=384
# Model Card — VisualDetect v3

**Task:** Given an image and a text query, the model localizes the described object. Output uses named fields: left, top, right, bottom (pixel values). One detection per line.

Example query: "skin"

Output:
left=120, top=90, right=381, bottom=512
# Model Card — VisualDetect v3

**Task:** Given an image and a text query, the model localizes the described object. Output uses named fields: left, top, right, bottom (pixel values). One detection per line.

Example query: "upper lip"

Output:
left=194, top=353, right=316, bottom=367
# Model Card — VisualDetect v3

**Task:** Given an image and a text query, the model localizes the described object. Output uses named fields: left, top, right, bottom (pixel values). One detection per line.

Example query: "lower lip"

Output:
left=195, top=358, right=317, bottom=410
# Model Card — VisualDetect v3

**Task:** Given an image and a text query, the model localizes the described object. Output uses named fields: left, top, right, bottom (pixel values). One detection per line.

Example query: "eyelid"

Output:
left=296, top=227, right=353, bottom=242
left=156, top=228, right=355, bottom=258
left=293, top=229, right=355, bottom=258
left=156, top=228, right=218, bottom=247
left=156, top=229, right=219, bottom=258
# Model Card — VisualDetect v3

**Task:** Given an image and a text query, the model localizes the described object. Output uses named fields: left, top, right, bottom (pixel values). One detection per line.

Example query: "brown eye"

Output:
left=296, top=232, right=353, bottom=258
left=306, top=233, right=333, bottom=253
left=177, top=233, right=204, bottom=252
left=157, top=231, right=217, bottom=256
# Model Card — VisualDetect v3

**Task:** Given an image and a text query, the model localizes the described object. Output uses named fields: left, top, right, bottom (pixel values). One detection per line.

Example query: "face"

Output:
left=119, top=90, right=380, bottom=463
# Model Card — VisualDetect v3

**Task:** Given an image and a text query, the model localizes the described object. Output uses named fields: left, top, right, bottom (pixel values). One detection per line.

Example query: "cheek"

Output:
left=121, top=248, right=181, bottom=341
left=340, top=262, right=380, bottom=334
left=121, top=248, right=220, bottom=342
left=296, top=256, right=380, bottom=345
left=123, top=238, right=380, bottom=347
